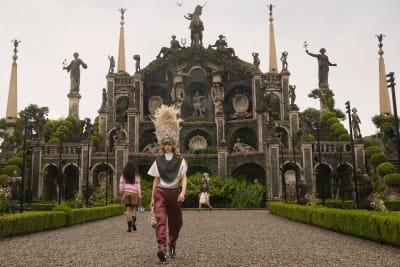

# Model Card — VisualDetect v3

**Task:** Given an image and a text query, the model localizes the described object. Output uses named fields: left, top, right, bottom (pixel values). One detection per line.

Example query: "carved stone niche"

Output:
left=148, top=95, right=163, bottom=115
left=189, top=135, right=208, bottom=151
left=232, top=93, right=251, bottom=119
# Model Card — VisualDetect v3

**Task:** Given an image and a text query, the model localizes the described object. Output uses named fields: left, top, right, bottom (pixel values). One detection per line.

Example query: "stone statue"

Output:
left=209, top=34, right=236, bottom=58
left=102, top=88, right=107, bottom=108
left=289, top=85, right=296, bottom=106
left=170, top=35, right=183, bottom=51
left=108, top=55, right=115, bottom=73
left=119, top=8, right=127, bottom=21
left=192, top=91, right=205, bottom=116
left=12, top=39, right=21, bottom=54
left=171, top=82, right=185, bottom=102
left=63, top=52, right=87, bottom=93
left=375, top=34, right=385, bottom=49
left=351, top=107, right=362, bottom=138
left=306, top=48, right=337, bottom=88
left=35, top=111, right=46, bottom=140
left=83, top=118, right=92, bottom=137
left=232, top=137, right=255, bottom=152
left=142, top=142, right=159, bottom=153
left=280, top=51, right=288, bottom=71
left=133, top=54, right=140, bottom=73
left=252, top=52, right=260, bottom=69
left=184, top=4, right=205, bottom=48
left=211, top=83, right=224, bottom=114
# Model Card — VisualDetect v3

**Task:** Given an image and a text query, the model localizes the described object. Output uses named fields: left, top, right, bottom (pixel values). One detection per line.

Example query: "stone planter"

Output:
left=387, top=186, right=400, bottom=201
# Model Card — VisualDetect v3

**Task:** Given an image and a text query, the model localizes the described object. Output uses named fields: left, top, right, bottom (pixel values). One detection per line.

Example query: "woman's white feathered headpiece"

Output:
left=152, top=105, right=182, bottom=145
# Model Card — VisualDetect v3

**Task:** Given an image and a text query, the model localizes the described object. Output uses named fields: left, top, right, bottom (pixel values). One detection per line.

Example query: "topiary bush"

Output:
left=365, top=146, right=382, bottom=159
left=376, top=162, right=397, bottom=177
left=369, top=152, right=389, bottom=169
left=384, top=173, right=400, bottom=187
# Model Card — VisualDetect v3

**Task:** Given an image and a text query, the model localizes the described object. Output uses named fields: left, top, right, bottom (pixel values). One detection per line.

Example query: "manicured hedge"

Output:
left=0, top=211, right=66, bottom=238
left=268, top=202, right=400, bottom=247
left=0, top=204, right=124, bottom=238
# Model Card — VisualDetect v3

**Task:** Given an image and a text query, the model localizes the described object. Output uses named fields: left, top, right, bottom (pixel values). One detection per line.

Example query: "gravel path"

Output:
left=0, top=210, right=399, bottom=267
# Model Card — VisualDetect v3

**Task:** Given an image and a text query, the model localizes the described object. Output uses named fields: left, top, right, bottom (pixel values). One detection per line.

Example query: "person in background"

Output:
left=199, top=179, right=213, bottom=211
left=119, top=161, right=142, bottom=232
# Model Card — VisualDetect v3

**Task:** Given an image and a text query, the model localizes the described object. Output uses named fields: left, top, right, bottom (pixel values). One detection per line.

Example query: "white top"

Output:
left=147, top=153, right=188, bottom=189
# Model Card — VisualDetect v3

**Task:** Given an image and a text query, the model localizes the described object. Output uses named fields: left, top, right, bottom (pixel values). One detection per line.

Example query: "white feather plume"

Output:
left=152, top=105, right=182, bottom=145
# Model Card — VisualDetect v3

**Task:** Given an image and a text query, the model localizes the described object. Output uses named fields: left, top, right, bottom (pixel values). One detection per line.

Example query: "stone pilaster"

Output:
left=217, top=144, right=228, bottom=178
left=114, top=139, right=128, bottom=198
left=289, top=107, right=299, bottom=151
left=127, top=107, right=139, bottom=152
left=266, top=141, right=280, bottom=199
left=301, top=140, right=314, bottom=194
left=354, top=139, right=365, bottom=173
left=31, top=141, right=43, bottom=200
left=80, top=140, right=92, bottom=196
left=281, top=70, right=290, bottom=120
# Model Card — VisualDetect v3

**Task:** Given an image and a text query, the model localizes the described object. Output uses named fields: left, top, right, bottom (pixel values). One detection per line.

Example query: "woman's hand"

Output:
left=177, top=192, right=185, bottom=202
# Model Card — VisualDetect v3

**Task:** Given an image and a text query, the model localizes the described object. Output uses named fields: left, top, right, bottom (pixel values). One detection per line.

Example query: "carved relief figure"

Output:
left=211, top=83, right=224, bottom=114
left=232, top=137, right=255, bottom=152
left=63, top=52, right=87, bottom=93
left=192, top=91, right=205, bottom=116
left=171, top=82, right=185, bottom=113
left=232, top=94, right=251, bottom=119
left=306, top=48, right=337, bottom=88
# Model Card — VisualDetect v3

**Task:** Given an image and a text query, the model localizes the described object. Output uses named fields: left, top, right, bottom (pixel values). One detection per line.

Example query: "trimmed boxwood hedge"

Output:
left=268, top=202, right=400, bottom=247
left=0, top=204, right=124, bottom=238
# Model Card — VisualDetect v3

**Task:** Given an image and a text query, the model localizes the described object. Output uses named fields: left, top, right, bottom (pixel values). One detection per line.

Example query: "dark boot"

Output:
left=131, top=216, right=137, bottom=231
left=127, top=221, right=132, bottom=232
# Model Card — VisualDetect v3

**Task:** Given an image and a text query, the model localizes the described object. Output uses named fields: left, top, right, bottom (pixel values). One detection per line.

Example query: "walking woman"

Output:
left=119, top=161, right=142, bottom=232
left=148, top=105, right=187, bottom=263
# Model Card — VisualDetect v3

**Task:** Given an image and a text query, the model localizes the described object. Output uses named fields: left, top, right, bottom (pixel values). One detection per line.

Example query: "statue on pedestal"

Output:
left=63, top=52, right=87, bottom=93
left=306, top=48, right=337, bottom=88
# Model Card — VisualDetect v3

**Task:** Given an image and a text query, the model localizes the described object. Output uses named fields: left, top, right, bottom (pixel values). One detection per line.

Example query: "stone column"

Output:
left=31, top=141, right=43, bottom=200
left=281, top=70, right=290, bottom=120
left=80, top=140, right=92, bottom=202
left=217, top=144, right=228, bottom=178
left=354, top=140, right=365, bottom=173
left=114, top=139, right=128, bottom=198
left=127, top=107, right=139, bottom=152
left=289, top=106, right=299, bottom=151
left=266, top=141, right=280, bottom=199
left=98, top=110, right=108, bottom=151
left=301, top=140, right=314, bottom=194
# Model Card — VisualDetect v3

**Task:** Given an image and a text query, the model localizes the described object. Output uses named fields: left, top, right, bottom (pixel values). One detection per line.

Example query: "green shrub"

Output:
left=0, top=175, right=9, bottom=187
left=1, top=165, right=21, bottom=176
left=6, top=157, right=23, bottom=167
left=333, top=127, right=347, bottom=139
left=384, top=173, right=400, bottom=187
left=365, top=146, right=382, bottom=159
left=326, top=117, right=340, bottom=129
left=369, top=153, right=389, bottom=168
left=376, top=162, right=397, bottom=176
left=338, top=133, right=350, bottom=141
left=52, top=204, right=73, bottom=225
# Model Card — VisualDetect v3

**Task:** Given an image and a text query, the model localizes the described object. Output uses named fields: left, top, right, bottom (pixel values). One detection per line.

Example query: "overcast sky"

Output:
left=1, top=0, right=399, bottom=136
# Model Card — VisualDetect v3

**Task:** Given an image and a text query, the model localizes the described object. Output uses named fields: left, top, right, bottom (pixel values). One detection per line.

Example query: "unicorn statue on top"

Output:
left=184, top=3, right=206, bottom=48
